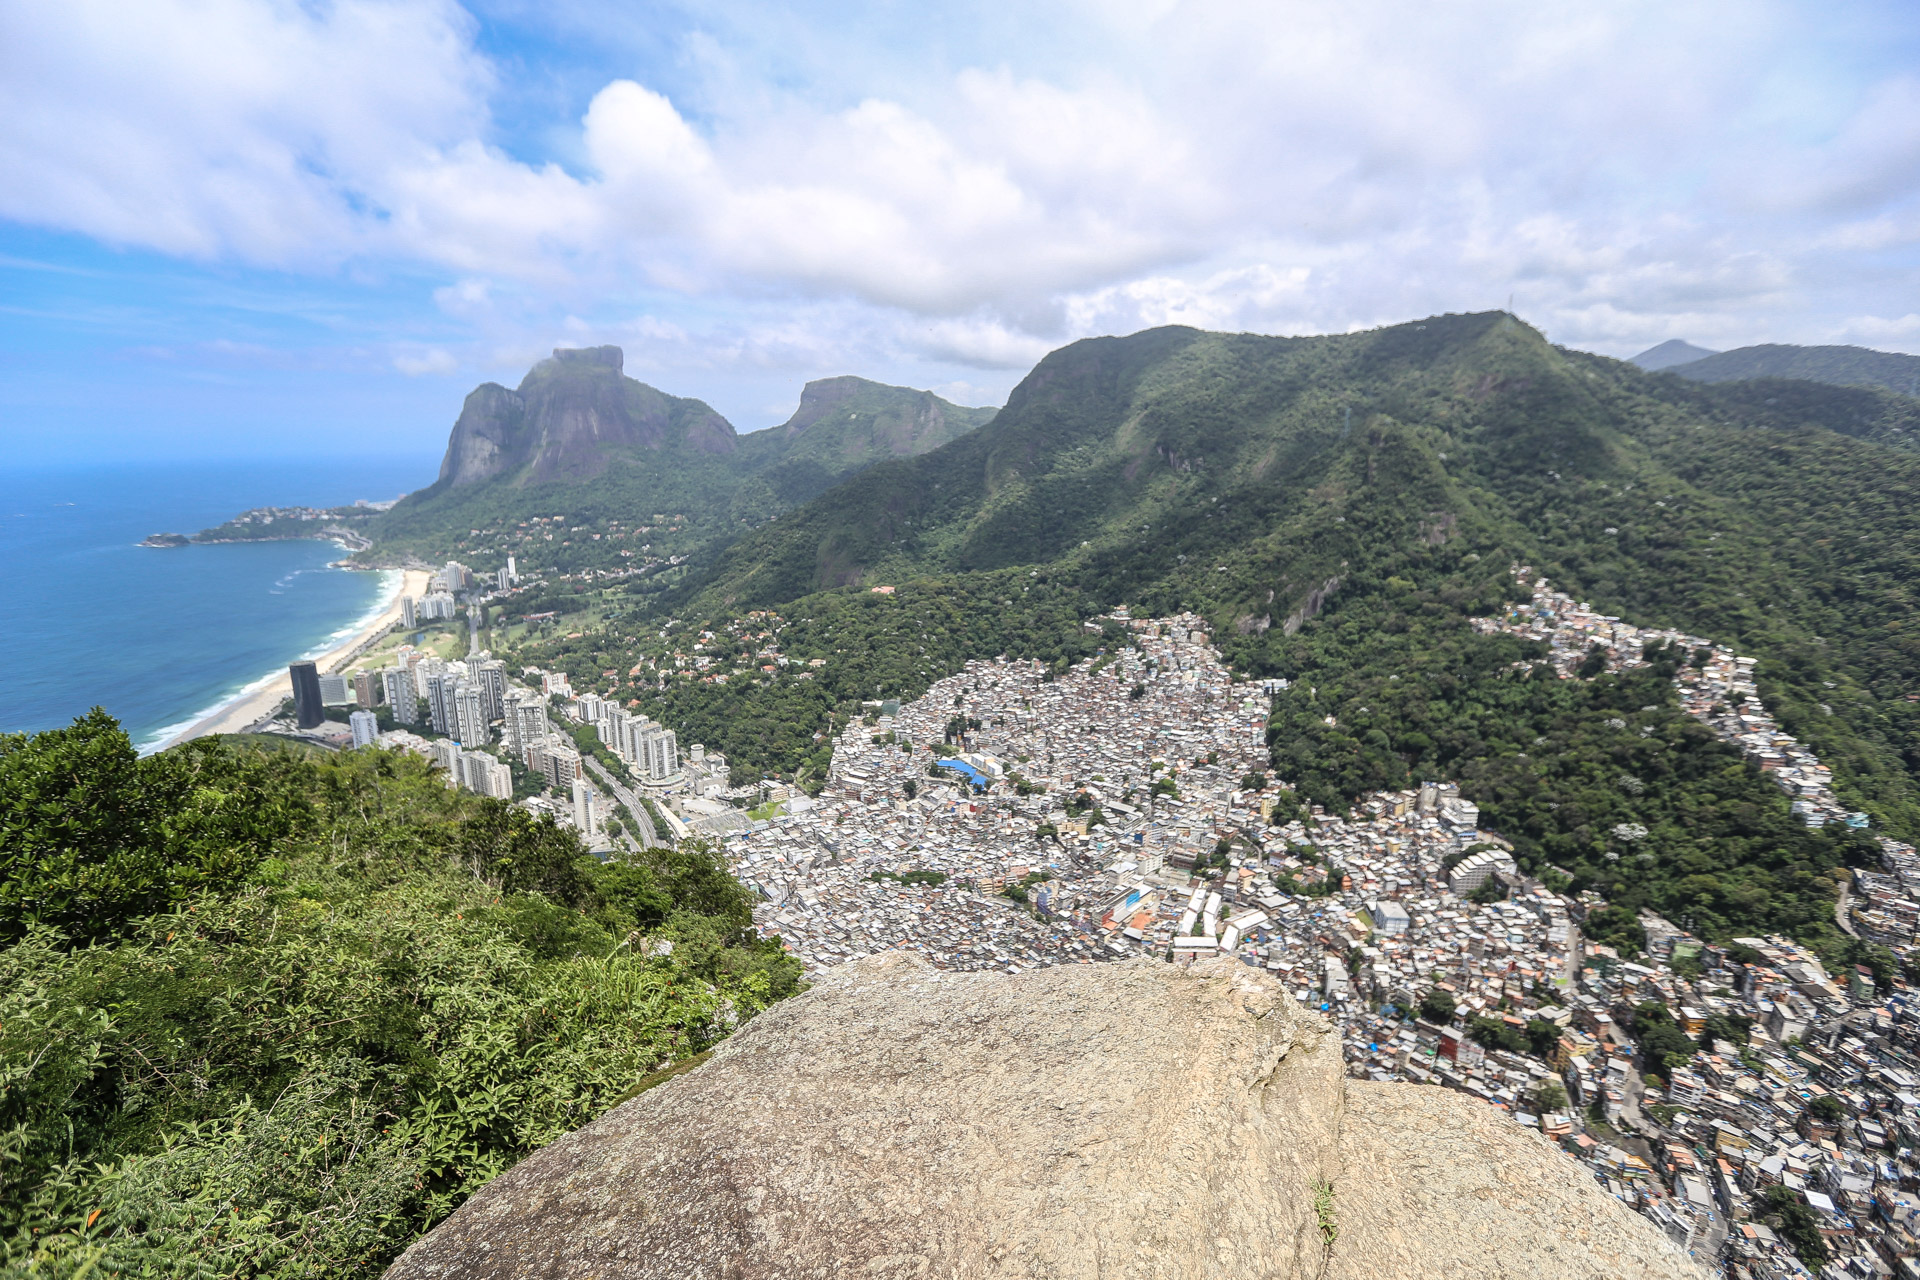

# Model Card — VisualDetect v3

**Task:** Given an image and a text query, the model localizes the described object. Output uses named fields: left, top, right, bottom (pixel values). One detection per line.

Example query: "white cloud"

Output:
left=393, top=348, right=459, bottom=375
left=5, top=0, right=1920, bottom=373
left=0, top=0, right=490, bottom=263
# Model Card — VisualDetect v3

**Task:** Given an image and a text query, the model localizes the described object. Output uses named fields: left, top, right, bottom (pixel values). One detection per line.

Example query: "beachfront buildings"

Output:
left=288, top=660, right=323, bottom=729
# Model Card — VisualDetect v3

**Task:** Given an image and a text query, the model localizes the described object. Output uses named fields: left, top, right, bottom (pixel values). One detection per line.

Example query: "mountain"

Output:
left=740, top=374, right=996, bottom=473
left=434, top=346, right=735, bottom=490
left=361, top=350, right=994, bottom=570
left=1628, top=338, right=1718, bottom=371
left=681, top=313, right=1920, bottom=841
left=1662, top=341, right=1920, bottom=397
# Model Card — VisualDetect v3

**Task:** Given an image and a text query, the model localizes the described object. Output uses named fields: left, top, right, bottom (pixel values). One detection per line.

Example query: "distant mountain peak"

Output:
left=782, top=375, right=900, bottom=438
left=1629, top=339, right=1719, bottom=371
left=753, top=376, right=996, bottom=467
left=434, top=346, right=734, bottom=489
left=547, top=345, right=623, bottom=372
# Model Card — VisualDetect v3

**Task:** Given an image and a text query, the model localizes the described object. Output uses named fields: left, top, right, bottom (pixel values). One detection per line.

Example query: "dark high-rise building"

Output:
left=290, top=661, right=324, bottom=729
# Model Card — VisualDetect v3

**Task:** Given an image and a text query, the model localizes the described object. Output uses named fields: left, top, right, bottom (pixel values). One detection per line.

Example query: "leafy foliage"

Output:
left=0, top=716, right=800, bottom=1279
left=0, top=711, right=310, bottom=942
left=1416, top=988, right=1457, bottom=1025
left=1759, top=1184, right=1831, bottom=1267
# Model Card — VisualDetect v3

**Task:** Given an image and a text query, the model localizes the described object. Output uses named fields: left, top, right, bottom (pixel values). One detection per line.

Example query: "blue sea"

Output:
left=0, top=458, right=438, bottom=751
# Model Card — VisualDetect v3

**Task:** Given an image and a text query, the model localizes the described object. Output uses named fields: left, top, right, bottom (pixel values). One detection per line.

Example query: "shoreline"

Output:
left=152, top=565, right=433, bottom=751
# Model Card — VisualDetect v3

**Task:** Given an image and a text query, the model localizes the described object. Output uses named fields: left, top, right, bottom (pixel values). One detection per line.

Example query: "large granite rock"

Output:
left=386, top=954, right=1704, bottom=1280
left=435, top=346, right=737, bottom=489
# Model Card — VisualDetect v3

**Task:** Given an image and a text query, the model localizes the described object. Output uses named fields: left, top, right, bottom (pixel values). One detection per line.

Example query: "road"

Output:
left=1836, top=876, right=1860, bottom=940
left=581, top=751, right=659, bottom=850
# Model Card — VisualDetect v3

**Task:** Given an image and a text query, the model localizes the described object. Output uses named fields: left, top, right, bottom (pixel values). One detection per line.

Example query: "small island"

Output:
left=139, top=532, right=190, bottom=548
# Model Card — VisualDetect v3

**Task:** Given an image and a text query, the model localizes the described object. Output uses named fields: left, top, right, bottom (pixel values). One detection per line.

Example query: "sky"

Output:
left=4, top=0, right=1920, bottom=465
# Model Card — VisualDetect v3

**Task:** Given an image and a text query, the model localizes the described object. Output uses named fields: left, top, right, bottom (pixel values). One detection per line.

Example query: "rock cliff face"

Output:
left=385, top=954, right=1702, bottom=1280
left=435, top=346, right=736, bottom=489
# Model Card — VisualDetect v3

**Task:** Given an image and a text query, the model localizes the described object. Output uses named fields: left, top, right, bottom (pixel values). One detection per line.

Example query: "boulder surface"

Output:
left=386, top=954, right=1703, bottom=1280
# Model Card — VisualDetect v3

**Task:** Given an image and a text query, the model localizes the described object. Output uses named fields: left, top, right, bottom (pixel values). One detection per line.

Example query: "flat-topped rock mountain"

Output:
left=437, top=346, right=736, bottom=489
left=385, top=953, right=1703, bottom=1280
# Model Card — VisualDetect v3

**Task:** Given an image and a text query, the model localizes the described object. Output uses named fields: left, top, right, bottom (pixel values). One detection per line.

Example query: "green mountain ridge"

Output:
left=359, top=350, right=994, bottom=571
left=1664, top=341, right=1920, bottom=398
left=674, top=313, right=1920, bottom=842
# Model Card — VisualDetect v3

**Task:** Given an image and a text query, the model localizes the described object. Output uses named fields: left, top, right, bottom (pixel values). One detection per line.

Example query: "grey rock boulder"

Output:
left=386, top=954, right=1704, bottom=1279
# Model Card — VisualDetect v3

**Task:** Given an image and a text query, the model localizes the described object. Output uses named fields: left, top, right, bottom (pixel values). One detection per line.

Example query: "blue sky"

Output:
left=4, top=0, right=1920, bottom=467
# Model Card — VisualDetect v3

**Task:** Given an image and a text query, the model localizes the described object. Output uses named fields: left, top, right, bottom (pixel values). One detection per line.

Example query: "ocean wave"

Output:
left=136, top=567, right=404, bottom=755
left=300, top=568, right=402, bottom=658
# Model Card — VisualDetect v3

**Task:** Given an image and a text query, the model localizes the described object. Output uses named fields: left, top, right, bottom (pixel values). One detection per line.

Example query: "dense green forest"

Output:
left=1, top=713, right=799, bottom=1278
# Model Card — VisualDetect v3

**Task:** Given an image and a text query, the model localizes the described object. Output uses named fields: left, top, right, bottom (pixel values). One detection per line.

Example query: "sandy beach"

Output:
left=161, top=567, right=433, bottom=748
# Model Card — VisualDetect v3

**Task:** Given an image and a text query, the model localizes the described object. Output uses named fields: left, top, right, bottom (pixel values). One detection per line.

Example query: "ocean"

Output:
left=1, top=457, right=439, bottom=752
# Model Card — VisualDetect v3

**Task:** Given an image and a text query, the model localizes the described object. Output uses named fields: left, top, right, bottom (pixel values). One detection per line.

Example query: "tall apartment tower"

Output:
left=425, top=671, right=459, bottom=737
left=472, top=658, right=507, bottom=723
left=506, top=553, right=516, bottom=581
left=401, top=595, right=417, bottom=629
left=505, top=692, right=549, bottom=759
left=289, top=661, right=324, bottom=729
left=571, top=776, right=597, bottom=836
left=480, top=756, right=512, bottom=800
left=540, top=742, right=582, bottom=789
left=353, top=670, right=379, bottom=708
left=380, top=666, right=418, bottom=725
left=349, top=709, right=379, bottom=749
left=631, top=724, right=679, bottom=781
left=454, top=682, right=488, bottom=747
left=456, top=749, right=512, bottom=799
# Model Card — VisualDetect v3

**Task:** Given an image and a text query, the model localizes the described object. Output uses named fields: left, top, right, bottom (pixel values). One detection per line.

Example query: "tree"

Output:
left=1760, top=1185, right=1830, bottom=1267
left=1628, top=1002, right=1698, bottom=1080
left=1525, top=1019, right=1561, bottom=1059
left=1529, top=1080, right=1568, bottom=1113
left=1808, top=1094, right=1846, bottom=1124
left=1417, top=988, right=1457, bottom=1025
left=0, top=711, right=309, bottom=942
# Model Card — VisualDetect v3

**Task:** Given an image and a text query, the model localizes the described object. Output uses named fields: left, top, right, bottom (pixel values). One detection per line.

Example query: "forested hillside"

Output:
left=1665, top=341, right=1920, bottom=398
left=0, top=713, right=798, bottom=1278
left=673, top=315, right=1920, bottom=838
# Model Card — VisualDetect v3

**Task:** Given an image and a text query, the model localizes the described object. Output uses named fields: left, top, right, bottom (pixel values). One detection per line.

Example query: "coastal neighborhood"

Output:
left=215, top=565, right=1920, bottom=1279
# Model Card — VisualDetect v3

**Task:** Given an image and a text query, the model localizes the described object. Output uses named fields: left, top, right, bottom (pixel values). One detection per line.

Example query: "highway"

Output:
left=580, top=749, right=660, bottom=850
